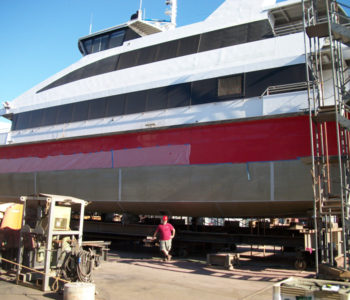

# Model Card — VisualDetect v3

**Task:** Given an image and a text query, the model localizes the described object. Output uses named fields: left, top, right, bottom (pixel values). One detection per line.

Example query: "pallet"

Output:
left=206, top=253, right=240, bottom=270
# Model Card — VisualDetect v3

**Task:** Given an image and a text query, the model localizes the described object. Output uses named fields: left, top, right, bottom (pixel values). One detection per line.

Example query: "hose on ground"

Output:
left=76, top=249, right=94, bottom=282
left=61, top=249, right=94, bottom=283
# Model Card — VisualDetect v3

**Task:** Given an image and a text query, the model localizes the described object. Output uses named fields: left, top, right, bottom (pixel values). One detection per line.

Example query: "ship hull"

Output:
left=0, top=115, right=337, bottom=217
left=0, top=160, right=313, bottom=217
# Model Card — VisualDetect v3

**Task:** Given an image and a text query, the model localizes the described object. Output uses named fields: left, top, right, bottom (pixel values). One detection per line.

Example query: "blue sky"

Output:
left=0, top=0, right=224, bottom=108
left=0, top=0, right=349, bottom=126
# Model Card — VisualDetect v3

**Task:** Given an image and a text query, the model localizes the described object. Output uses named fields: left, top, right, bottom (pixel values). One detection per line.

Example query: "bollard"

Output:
left=64, top=282, right=95, bottom=300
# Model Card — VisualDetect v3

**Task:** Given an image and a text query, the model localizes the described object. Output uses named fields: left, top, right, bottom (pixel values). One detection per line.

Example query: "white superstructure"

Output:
left=0, top=0, right=320, bottom=145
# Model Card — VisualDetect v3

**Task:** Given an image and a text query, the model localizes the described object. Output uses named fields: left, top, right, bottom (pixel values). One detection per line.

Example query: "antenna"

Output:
left=89, top=13, right=93, bottom=34
left=134, top=0, right=142, bottom=20
left=139, top=0, right=143, bottom=11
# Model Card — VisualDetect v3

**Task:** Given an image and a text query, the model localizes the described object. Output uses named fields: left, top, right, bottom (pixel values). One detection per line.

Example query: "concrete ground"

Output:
left=94, top=253, right=313, bottom=300
left=0, top=273, right=60, bottom=300
left=0, top=247, right=314, bottom=300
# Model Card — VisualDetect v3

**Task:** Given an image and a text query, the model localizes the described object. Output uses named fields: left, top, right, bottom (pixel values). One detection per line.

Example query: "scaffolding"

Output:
left=303, top=0, right=350, bottom=274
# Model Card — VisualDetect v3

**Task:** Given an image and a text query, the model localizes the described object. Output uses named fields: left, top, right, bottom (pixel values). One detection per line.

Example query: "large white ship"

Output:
left=0, top=0, right=349, bottom=217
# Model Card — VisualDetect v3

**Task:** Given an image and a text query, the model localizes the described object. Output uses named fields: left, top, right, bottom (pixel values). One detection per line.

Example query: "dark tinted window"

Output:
left=39, top=21, right=274, bottom=94
left=96, top=55, right=119, bottom=73
left=80, top=29, right=128, bottom=55
left=19, top=63, right=306, bottom=131
left=199, top=25, right=248, bottom=52
left=57, top=104, right=73, bottom=124
left=191, top=79, right=217, bottom=105
left=124, top=28, right=141, bottom=42
left=30, top=109, right=44, bottom=128
left=62, top=68, right=85, bottom=85
left=221, top=25, right=248, bottom=47
left=37, top=56, right=119, bottom=93
left=157, top=40, right=179, bottom=61
left=137, top=45, right=158, bottom=65
left=245, top=65, right=305, bottom=98
left=177, top=35, right=200, bottom=57
left=38, top=67, right=85, bottom=92
left=109, top=31, right=125, bottom=48
left=199, top=30, right=222, bottom=52
left=11, top=114, right=18, bottom=131
left=89, top=98, right=107, bottom=120
left=39, top=81, right=59, bottom=92
left=83, top=39, right=93, bottom=54
left=72, top=101, right=89, bottom=122
left=82, top=60, right=104, bottom=78
left=199, top=20, right=272, bottom=53
left=218, top=75, right=243, bottom=98
left=16, top=111, right=31, bottom=130
left=39, top=47, right=145, bottom=92
left=105, top=95, right=125, bottom=117
left=42, top=106, right=58, bottom=126
left=125, top=90, right=147, bottom=114
left=147, top=87, right=168, bottom=111
left=92, top=37, right=102, bottom=53
left=248, top=20, right=274, bottom=41
left=117, top=50, right=139, bottom=70
left=100, top=35, right=109, bottom=51
left=168, top=84, right=191, bottom=108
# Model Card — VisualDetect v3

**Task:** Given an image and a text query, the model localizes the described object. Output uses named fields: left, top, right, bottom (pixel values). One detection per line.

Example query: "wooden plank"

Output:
left=306, top=22, right=329, bottom=38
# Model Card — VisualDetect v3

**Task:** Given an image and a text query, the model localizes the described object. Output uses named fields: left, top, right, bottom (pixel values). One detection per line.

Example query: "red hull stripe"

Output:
left=0, top=116, right=337, bottom=164
left=0, top=145, right=190, bottom=173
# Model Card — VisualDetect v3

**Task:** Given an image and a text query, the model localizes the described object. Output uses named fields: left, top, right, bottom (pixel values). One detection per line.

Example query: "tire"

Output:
left=294, top=259, right=307, bottom=270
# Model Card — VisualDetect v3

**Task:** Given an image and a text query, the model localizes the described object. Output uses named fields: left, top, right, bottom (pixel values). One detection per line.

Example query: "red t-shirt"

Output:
left=155, top=223, right=174, bottom=241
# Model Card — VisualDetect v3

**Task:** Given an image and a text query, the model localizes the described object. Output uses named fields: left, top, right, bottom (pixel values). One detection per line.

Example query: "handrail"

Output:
left=274, top=22, right=304, bottom=35
left=260, top=81, right=309, bottom=97
left=273, top=16, right=328, bottom=37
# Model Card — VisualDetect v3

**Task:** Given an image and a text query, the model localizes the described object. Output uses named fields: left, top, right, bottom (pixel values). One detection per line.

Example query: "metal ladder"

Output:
left=303, top=0, right=350, bottom=273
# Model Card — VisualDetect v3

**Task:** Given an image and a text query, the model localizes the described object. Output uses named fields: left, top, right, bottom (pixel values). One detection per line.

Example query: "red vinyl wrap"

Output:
left=0, top=116, right=338, bottom=164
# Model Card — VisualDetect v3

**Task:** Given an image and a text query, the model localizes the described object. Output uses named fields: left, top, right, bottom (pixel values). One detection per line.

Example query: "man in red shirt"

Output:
left=153, top=216, right=175, bottom=261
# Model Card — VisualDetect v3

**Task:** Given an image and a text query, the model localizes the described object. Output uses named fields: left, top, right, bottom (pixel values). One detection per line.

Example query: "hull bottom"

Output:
left=0, top=159, right=321, bottom=217
left=86, top=200, right=313, bottom=218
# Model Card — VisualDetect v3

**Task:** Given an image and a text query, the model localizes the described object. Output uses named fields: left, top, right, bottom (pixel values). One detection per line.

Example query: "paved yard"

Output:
left=0, top=248, right=313, bottom=300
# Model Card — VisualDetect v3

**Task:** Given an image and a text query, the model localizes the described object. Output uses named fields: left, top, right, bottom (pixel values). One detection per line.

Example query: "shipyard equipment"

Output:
left=303, top=0, right=350, bottom=275
left=15, top=194, right=93, bottom=291
left=0, top=203, right=22, bottom=270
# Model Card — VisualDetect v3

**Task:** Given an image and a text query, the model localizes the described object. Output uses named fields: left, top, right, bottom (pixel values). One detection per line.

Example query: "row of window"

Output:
left=78, top=28, right=141, bottom=56
left=38, top=19, right=273, bottom=93
left=12, top=64, right=306, bottom=131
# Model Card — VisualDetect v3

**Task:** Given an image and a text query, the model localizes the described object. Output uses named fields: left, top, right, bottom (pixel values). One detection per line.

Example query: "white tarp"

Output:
left=0, top=145, right=191, bottom=173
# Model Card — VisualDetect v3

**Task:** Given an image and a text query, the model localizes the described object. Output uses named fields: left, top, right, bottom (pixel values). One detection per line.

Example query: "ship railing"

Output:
left=334, top=6, right=350, bottom=26
left=274, top=21, right=304, bottom=36
left=274, top=17, right=328, bottom=36
left=260, top=81, right=309, bottom=97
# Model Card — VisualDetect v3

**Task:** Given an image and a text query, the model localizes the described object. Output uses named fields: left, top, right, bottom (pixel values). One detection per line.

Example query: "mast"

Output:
left=165, top=0, right=177, bottom=29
